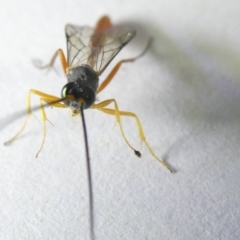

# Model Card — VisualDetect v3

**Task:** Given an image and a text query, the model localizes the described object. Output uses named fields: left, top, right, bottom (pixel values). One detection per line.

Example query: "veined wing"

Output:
left=65, top=24, right=136, bottom=76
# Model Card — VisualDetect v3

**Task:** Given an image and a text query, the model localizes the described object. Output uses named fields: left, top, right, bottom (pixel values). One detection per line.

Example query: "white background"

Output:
left=0, top=0, right=240, bottom=240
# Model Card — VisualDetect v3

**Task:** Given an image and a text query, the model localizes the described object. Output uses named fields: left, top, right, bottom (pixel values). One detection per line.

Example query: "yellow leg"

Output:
left=97, top=38, right=152, bottom=93
left=34, top=49, right=68, bottom=74
left=91, top=99, right=172, bottom=172
left=4, top=89, right=67, bottom=157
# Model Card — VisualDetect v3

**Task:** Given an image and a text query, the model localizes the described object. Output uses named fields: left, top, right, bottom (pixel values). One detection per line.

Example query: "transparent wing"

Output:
left=65, top=24, right=136, bottom=75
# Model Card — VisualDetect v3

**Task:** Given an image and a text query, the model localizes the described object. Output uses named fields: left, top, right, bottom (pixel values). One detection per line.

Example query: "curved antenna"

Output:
left=80, top=102, right=94, bottom=240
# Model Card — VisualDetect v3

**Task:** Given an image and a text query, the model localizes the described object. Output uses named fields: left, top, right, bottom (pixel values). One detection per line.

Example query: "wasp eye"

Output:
left=80, top=86, right=96, bottom=109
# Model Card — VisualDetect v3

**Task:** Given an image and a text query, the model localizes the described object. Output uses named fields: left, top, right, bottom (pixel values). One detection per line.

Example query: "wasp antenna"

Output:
left=80, top=103, right=95, bottom=240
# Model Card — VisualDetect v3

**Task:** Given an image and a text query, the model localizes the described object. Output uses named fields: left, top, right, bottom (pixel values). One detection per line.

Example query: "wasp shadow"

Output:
left=119, top=19, right=240, bottom=167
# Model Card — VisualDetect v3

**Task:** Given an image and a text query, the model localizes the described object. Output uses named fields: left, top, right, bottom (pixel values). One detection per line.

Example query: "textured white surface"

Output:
left=0, top=0, right=240, bottom=240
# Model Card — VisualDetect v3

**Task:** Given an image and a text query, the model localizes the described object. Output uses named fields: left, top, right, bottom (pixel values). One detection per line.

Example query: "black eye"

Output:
left=61, top=82, right=75, bottom=98
left=80, top=86, right=96, bottom=109
left=61, top=82, right=95, bottom=109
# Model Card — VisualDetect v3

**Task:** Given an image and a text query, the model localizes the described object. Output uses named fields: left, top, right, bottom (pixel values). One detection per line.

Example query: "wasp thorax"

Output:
left=61, top=82, right=96, bottom=110
left=67, top=65, right=99, bottom=91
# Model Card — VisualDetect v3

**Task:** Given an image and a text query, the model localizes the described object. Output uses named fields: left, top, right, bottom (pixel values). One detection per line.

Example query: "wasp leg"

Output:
left=97, top=38, right=152, bottom=93
left=4, top=90, right=67, bottom=157
left=91, top=99, right=172, bottom=172
left=34, top=49, right=68, bottom=74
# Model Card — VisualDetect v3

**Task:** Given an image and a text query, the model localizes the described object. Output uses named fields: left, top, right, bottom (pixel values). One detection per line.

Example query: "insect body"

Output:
left=5, top=16, right=172, bottom=171
left=4, top=16, right=172, bottom=240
